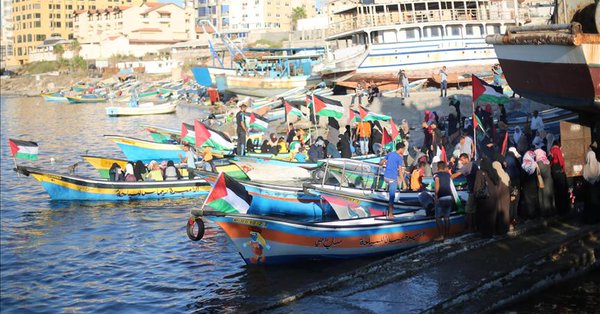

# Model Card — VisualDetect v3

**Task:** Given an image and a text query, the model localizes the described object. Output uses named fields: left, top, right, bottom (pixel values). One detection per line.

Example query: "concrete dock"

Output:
left=254, top=217, right=599, bottom=313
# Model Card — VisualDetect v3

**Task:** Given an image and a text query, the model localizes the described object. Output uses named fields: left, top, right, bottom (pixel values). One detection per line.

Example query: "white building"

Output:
left=74, top=2, right=197, bottom=59
left=0, top=0, right=14, bottom=67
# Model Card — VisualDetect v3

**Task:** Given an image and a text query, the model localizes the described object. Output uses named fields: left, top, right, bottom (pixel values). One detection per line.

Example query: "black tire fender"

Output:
left=187, top=216, right=205, bottom=241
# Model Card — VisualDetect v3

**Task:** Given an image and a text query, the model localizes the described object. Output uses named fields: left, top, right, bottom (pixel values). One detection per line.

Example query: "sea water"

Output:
left=0, top=96, right=373, bottom=313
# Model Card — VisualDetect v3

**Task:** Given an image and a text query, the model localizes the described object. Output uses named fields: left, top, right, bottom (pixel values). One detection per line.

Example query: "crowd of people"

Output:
left=107, top=143, right=215, bottom=182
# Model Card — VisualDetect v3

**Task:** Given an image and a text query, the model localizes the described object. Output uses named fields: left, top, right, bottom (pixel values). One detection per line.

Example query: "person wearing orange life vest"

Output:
left=356, top=121, right=371, bottom=155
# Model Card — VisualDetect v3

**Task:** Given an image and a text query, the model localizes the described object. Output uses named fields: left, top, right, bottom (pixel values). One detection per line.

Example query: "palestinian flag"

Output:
left=382, top=127, right=394, bottom=151
left=313, top=95, right=344, bottom=119
left=389, top=119, right=399, bottom=140
left=472, top=74, right=509, bottom=104
left=472, top=112, right=485, bottom=132
left=348, top=109, right=360, bottom=124
left=245, top=112, right=269, bottom=131
left=205, top=173, right=253, bottom=214
left=285, top=101, right=304, bottom=118
left=181, top=122, right=197, bottom=145
left=182, top=121, right=235, bottom=151
left=8, top=139, right=38, bottom=160
left=359, top=106, right=391, bottom=122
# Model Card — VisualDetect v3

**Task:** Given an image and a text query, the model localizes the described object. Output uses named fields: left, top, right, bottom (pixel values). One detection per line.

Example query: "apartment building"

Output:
left=1, top=0, right=14, bottom=67
left=11, top=0, right=145, bottom=65
left=196, top=0, right=317, bottom=37
left=73, top=2, right=195, bottom=59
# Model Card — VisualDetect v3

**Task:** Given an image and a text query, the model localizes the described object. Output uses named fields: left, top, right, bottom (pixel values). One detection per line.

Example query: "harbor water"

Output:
left=0, top=96, right=378, bottom=313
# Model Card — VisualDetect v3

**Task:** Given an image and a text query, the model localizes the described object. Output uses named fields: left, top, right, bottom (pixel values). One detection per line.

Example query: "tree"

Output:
left=70, top=40, right=81, bottom=57
left=53, top=44, right=64, bottom=61
left=291, top=6, right=307, bottom=31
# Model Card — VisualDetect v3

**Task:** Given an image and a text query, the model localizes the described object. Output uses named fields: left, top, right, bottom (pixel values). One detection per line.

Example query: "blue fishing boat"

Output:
left=105, top=135, right=185, bottom=162
left=66, top=94, right=107, bottom=104
left=40, top=92, right=68, bottom=102
left=15, top=166, right=211, bottom=201
left=189, top=210, right=465, bottom=265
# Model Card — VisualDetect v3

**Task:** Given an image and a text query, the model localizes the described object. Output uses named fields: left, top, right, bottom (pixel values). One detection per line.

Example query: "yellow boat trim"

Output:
left=108, top=137, right=182, bottom=150
left=31, top=173, right=210, bottom=195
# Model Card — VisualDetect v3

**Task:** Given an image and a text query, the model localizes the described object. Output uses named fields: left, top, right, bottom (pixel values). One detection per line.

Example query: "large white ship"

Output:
left=318, top=0, right=544, bottom=86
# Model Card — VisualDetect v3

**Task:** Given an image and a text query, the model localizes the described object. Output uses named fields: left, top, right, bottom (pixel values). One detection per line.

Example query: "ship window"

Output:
left=399, top=28, right=420, bottom=41
left=446, top=25, right=461, bottom=37
left=486, top=24, right=501, bottom=35
left=424, top=26, right=442, bottom=38
left=465, top=24, right=483, bottom=37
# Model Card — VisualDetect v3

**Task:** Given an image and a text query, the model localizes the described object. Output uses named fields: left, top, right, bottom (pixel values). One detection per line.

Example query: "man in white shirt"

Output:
left=530, top=110, right=545, bottom=133
left=439, top=66, right=448, bottom=97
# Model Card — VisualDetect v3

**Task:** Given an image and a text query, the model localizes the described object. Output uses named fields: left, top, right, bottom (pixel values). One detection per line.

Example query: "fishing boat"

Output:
left=232, top=155, right=383, bottom=182
left=82, top=155, right=249, bottom=180
left=40, top=92, right=68, bottom=102
left=14, top=165, right=211, bottom=201
left=307, top=158, right=468, bottom=214
left=105, top=134, right=234, bottom=163
left=486, top=1, right=600, bottom=115
left=189, top=209, right=465, bottom=265
left=105, top=102, right=177, bottom=117
left=66, top=94, right=108, bottom=104
left=192, top=20, right=323, bottom=97
left=318, top=0, right=526, bottom=85
left=198, top=172, right=333, bottom=218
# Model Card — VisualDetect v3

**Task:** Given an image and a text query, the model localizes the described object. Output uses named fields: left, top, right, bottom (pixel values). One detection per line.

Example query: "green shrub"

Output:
left=23, top=61, right=60, bottom=74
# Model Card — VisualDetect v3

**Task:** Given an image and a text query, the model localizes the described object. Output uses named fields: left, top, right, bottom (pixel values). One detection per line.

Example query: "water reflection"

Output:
left=1, top=96, right=380, bottom=312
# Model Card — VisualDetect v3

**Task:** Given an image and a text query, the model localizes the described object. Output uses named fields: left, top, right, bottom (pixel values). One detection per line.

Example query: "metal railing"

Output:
left=326, top=7, right=516, bottom=37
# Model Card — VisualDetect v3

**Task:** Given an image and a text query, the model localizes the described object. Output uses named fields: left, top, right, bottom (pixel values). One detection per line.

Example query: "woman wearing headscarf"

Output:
left=582, top=150, right=600, bottom=224
left=520, top=151, right=539, bottom=219
left=134, top=160, right=147, bottom=181
left=474, top=157, right=500, bottom=237
left=493, top=160, right=511, bottom=235
left=505, top=147, right=521, bottom=223
left=338, top=133, right=352, bottom=158
left=549, top=138, right=569, bottom=215
left=535, top=149, right=555, bottom=216
left=146, top=160, right=164, bottom=181
left=124, top=163, right=136, bottom=182
left=513, top=126, right=523, bottom=147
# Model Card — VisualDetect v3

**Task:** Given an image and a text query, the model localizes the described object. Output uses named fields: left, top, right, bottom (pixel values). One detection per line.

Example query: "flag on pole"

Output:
left=472, top=111, right=485, bottom=132
left=285, top=101, right=304, bottom=117
left=472, top=74, right=509, bottom=104
left=193, top=119, right=212, bottom=147
left=8, top=139, right=38, bottom=160
left=348, top=109, right=360, bottom=124
left=182, top=121, right=235, bottom=151
left=382, top=127, right=394, bottom=151
left=358, top=106, right=391, bottom=121
left=313, top=95, right=344, bottom=119
left=389, top=118, right=399, bottom=140
left=204, top=173, right=253, bottom=214
left=246, top=112, right=269, bottom=131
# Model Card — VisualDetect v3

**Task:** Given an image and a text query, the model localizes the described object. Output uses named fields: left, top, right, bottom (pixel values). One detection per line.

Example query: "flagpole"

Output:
left=311, top=92, right=319, bottom=139
left=472, top=102, right=477, bottom=161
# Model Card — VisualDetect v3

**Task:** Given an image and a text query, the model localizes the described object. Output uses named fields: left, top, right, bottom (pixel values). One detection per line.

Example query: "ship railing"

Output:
left=327, top=7, right=515, bottom=37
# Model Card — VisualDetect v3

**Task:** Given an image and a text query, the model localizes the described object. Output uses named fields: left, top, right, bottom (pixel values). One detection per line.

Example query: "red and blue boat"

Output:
left=191, top=210, right=465, bottom=265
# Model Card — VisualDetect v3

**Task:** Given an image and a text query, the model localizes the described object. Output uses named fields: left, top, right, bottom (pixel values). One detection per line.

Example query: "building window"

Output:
left=27, top=34, right=32, bottom=42
left=34, top=21, right=41, bottom=27
left=36, top=34, right=46, bottom=41
left=67, top=5, right=72, bottom=10
left=17, top=35, right=22, bottom=43
left=35, top=13, right=41, bottom=19
left=27, top=14, right=31, bottom=19
left=17, top=47, right=22, bottom=56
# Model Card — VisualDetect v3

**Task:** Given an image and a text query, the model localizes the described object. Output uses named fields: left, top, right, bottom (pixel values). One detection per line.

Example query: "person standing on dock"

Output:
left=399, top=69, right=410, bottom=98
left=356, top=120, right=371, bottom=155
left=439, top=66, right=448, bottom=97
left=530, top=110, right=545, bottom=134
left=381, top=142, right=407, bottom=219
left=236, top=103, right=248, bottom=155
left=451, top=153, right=478, bottom=231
